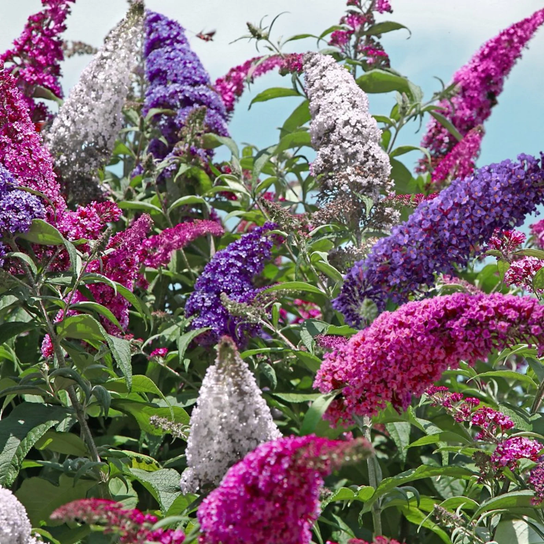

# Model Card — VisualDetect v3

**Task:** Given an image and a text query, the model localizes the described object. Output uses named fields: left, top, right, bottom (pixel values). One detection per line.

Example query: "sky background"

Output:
left=1, top=0, right=544, bottom=172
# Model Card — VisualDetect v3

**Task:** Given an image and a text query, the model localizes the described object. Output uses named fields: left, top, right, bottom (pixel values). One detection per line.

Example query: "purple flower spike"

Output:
left=335, top=154, right=544, bottom=327
left=185, top=222, right=278, bottom=347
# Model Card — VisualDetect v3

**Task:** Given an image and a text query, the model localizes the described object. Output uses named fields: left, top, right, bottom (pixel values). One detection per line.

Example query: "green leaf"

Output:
left=356, top=70, right=422, bottom=101
left=514, top=248, right=544, bottom=259
left=272, top=392, right=322, bottom=403
left=203, top=134, right=240, bottom=158
left=118, top=200, right=164, bottom=214
left=274, top=131, right=312, bottom=156
left=71, top=301, right=122, bottom=330
left=429, top=111, right=463, bottom=141
left=534, top=268, right=544, bottom=290
left=106, top=334, right=132, bottom=391
left=178, top=327, right=210, bottom=366
left=262, top=281, right=326, bottom=297
left=477, top=370, right=537, bottom=388
left=250, top=87, right=301, bottom=108
left=112, top=400, right=189, bottom=436
left=168, top=195, right=210, bottom=213
left=0, top=403, right=68, bottom=485
left=16, top=474, right=95, bottom=526
left=18, top=219, right=65, bottom=245
left=107, top=375, right=165, bottom=401
left=300, top=393, right=336, bottom=435
left=35, top=430, right=89, bottom=456
left=495, top=519, right=544, bottom=543
left=56, top=314, right=105, bottom=342
left=473, top=490, right=536, bottom=518
left=365, top=465, right=474, bottom=509
left=386, top=422, right=411, bottom=463
left=408, top=432, right=472, bottom=448
left=130, top=468, right=182, bottom=513
left=0, top=322, right=35, bottom=346
left=6, top=252, right=38, bottom=275
left=365, top=21, right=411, bottom=36
left=281, top=100, right=311, bottom=135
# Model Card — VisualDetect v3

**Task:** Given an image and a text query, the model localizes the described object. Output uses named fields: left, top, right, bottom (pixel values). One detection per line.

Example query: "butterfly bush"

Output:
left=335, top=154, right=544, bottom=327
left=304, top=52, right=397, bottom=228
left=185, top=222, right=278, bottom=347
left=0, top=66, right=65, bottom=216
left=1, top=0, right=74, bottom=123
left=431, top=125, right=484, bottom=184
left=418, top=8, right=544, bottom=171
left=0, top=487, right=41, bottom=544
left=142, top=219, right=224, bottom=269
left=50, top=499, right=184, bottom=543
left=0, top=165, right=45, bottom=265
left=180, top=336, right=281, bottom=493
left=46, top=2, right=144, bottom=203
left=316, top=293, right=544, bottom=425
left=197, top=435, right=372, bottom=544
left=215, top=54, right=303, bottom=114
left=143, top=10, right=228, bottom=166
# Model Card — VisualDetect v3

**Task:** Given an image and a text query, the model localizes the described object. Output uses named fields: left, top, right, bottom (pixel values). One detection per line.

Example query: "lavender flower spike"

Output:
left=335, top=154, right=544, bottom=327
left=180, top=336, right=280, bottom=493
left=46, top=2, right=144, bottom=203
left=143, top=11, right=229, bottom=165
left=185, top=222, right=278, bottom=347
left=0, top=486, right=41, bottom=543
left=304, top=52, right=397, bottom=228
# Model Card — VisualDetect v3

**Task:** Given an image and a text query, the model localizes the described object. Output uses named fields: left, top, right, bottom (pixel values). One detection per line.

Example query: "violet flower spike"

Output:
left=185, top=222, right=278, bottom=347
left=335, top=154, right=544, bottom=327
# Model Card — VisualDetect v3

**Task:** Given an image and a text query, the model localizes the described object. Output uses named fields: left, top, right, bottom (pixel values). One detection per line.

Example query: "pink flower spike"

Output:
left=197, top=435, right=373, bottom=544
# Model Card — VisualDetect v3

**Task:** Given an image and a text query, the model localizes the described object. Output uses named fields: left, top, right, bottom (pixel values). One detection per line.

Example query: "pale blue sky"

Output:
left=2, top=1, right=544, bottom=171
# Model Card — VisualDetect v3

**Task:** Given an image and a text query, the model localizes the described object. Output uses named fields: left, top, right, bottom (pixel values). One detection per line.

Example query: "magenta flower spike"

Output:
left=316, top=292, right=544, bottom=425
left=418, top=8, right=544, bottom=172
left=197, top=435, right=372, bottom=544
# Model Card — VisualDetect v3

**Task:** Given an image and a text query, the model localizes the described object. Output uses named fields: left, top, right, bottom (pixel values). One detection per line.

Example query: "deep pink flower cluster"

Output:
left=315, top=293, right=544, bottom=424
left=490, top=436, right=543, bottom=470
left=197, top=435, right=371, bottom=544
left=471, top=406, right=515, bottom=441
left=488, top=228, right=526, bottom=259
left=504, top=256, right=544, bottom=290
left=418, top=8, right=544, bottom=171
left=77, top=215, right=152, bottom=333
left=214, top=54, right=303, bottom=114
left=0, top=66, right=65, bottom=216
left=328, top=0, right=392, bottom=66
left=149, top=347, right=168, bottom=358
left=50, top=499, right=185, bottom=543
left=141, top=219, right=224, bottom=269
left=530, top=219, right=544, bottom=248
left=1, top=0, right=74, bottom=122
left=529, top=461, right=544, bottom=505
left=425, top=386, right=480, bottom=423
left=316, top=334, right=349, bottom=352
left=431, top=126, right=484, bottom=184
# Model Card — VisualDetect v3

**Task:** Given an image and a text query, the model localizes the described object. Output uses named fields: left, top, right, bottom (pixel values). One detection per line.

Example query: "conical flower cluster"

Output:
left=0, top=486, right=40, bottom=544
left=304, top=52, right=397, bottom=229
left=180, top=336, right=280, bottom=493
left=46, top=2, right=144, bottom=202
left=1, top=0, right=74, bottom=122
left=418, top=8, right=544, bottom=171
left=197, top=435, right=372, bottom=544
